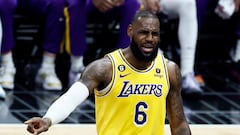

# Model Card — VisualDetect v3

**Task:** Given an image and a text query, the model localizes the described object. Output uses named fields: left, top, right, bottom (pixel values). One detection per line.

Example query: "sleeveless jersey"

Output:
left=94, top=49, right=170, bottom=135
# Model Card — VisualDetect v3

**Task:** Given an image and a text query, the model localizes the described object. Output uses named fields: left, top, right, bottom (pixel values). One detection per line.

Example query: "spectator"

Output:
left=139, top=0, right=203, bottom=97
left=66, top=0, right=141, bottom=85
left=229, top=0, right=240, bottom=63
left=0, top=18, right=2, bottom=99
left=0, top=17, right=7, bottom=100
left=197, top=0, right=240, bottom=58
left=197, top=0, right=240, bottom=82
left=17, top=0, right=65, bottom=91
left=0, top=0, right=17, bottom=100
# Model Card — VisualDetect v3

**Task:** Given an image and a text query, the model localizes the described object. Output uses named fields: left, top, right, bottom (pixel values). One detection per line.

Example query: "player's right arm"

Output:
left=24, top=57, right=112, bottom=135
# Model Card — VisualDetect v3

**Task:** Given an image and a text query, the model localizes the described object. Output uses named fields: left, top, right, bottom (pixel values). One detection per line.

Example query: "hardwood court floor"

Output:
left=1, top=124, right=239, bottom=135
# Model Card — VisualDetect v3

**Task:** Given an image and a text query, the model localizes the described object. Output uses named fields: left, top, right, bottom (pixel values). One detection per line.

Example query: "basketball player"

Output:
left=25, top=10, right=191, bottom=135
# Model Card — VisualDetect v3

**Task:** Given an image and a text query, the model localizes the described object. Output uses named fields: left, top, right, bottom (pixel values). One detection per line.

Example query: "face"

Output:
left=128, top=17, right=160, bottom=62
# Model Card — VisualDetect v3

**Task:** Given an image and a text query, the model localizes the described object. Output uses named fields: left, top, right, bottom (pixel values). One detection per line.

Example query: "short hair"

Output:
left=131, top=10, right=159, bottom=24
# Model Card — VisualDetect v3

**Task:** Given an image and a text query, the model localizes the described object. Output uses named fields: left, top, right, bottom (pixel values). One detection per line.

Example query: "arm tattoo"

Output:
left=168, top=64, right=185, bottom=122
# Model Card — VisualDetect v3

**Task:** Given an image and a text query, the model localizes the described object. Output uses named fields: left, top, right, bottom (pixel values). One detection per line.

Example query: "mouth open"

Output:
left=142, top=47, right=153, bottom=53
left=142, top=44, right=154, bottom=53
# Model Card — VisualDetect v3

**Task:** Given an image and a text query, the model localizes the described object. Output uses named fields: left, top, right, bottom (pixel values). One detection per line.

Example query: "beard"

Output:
left=130, top=39, right=158, bottom=62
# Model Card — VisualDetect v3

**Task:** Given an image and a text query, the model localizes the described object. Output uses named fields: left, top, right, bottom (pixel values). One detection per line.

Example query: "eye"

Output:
left=140, top=31, right=149, bottom=35
left=152, top=32, right=160, bottom=36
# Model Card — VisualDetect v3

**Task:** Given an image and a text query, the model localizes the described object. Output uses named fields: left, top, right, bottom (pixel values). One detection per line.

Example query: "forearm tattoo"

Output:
left=169, top=64, right=185, bottom=122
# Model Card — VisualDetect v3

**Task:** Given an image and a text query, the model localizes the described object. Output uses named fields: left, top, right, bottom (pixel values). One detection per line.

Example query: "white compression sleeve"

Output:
left=43, top=81, right=89, bottom=125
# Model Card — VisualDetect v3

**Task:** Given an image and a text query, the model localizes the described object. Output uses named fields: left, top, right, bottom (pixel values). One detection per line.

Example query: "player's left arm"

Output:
left=166, top=59, right=191, bottom=135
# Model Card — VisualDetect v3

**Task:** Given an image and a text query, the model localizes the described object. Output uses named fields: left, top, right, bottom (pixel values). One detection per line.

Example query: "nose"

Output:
left=146, top=33, right=153, bottom=41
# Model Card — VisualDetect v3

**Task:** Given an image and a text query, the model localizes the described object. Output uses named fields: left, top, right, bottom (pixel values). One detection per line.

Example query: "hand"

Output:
left=112, top=0, right=125, bottom=6
left=24, top=117, right=51, bottom=135
left=91, top=0, right=115, bottom=13
left=235, top=0, right=240, bottom=12
left=140, top=0, right=161, bottom=13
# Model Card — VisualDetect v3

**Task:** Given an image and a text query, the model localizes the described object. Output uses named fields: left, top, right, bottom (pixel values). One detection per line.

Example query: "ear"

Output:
left=127, top=24, right=133, bottom=38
